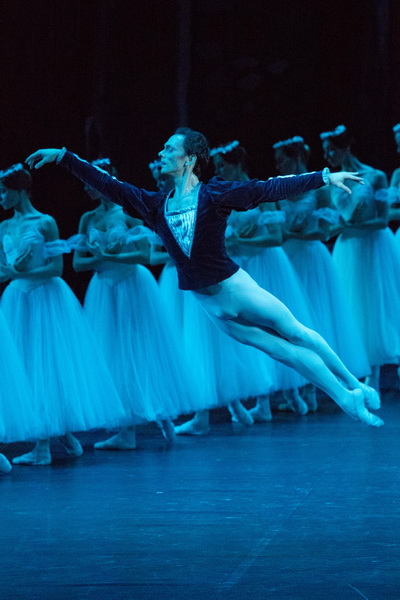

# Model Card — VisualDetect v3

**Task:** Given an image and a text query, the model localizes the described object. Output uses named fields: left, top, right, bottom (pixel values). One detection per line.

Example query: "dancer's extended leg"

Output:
left=193, top=273, right=382, bottom=427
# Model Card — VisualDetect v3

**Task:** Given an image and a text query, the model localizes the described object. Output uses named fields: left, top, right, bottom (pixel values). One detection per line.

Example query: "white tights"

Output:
left=192, top=270, right=368, bottom=410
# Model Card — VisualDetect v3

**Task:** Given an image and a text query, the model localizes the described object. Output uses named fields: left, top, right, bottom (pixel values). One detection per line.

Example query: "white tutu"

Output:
left=85, top=262, right=207, bottom=421
left=283, top=238, right=370, bottom=377
left=1, top=277, right=125, bottom=437
left=159, top=263, right=273, bottom=408
left=333, top=227, right=400, bottom=366
left=0, top=308, right=42, bottom=443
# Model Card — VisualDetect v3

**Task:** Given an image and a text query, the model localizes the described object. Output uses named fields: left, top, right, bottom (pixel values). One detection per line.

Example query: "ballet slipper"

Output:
left=359, top=383, right=380, bottom=411
left=229, top=401, right=254, bottom=426
left=175, top=417, right=210, bottom=436
left=94, top=432, right=137, bottom=450
left=0, top=453, right=12, bottom=474
left=58, top=433, right=84, bottom=457
left=157, top=419, right=176, bottom=442
left=337, top=388, right=384, bottom=427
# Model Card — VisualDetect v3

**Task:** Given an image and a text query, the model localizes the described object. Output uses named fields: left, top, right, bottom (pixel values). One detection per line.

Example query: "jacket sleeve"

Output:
left=59, top=150, right=162, bottom=229
left=209, top=172, right=325, bottom=211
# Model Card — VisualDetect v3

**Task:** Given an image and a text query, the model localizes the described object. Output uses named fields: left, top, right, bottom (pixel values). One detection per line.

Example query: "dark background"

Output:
left=1, top=0, right=399, bottom=296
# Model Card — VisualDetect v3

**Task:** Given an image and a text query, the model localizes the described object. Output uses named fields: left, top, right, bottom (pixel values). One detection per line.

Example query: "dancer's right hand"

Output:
left=25, top=149, right=61, bottom=169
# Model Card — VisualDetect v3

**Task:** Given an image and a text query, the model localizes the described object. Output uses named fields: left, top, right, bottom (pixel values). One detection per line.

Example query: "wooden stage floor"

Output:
left=1, top=368, right=399, bottom=600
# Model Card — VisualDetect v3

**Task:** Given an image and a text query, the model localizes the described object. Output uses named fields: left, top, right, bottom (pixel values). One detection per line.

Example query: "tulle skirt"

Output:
left=0, top=308, right=43, bottom=443
left=283, top=239, right=370, bottom=377
left=1, top=277, right=125, bottom=438
left=159, top=264, right=273, bottom=408
left=242, top=247, right=312, bottom=391
left=333, top=228, right=400, bottom=366
left=85, top=264, right=206, bottom=422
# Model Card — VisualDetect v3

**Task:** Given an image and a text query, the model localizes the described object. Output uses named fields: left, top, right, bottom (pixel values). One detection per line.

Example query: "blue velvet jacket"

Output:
left=60, top=151, right=324, bottom=290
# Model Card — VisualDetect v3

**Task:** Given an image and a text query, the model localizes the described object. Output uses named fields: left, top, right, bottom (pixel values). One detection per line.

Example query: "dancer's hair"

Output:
left=0, top=163, right=32, bottom=191
left=175, top=127, right=210, bottom=177
left=393, top=123, right=400, bottom=134
left=91, top=158, right=118, bottom=178
left=210, top=141, right=249, bottom=172
left=319, top=125, right=354, bottom=149
left=272, top=136, right=310, bottom=164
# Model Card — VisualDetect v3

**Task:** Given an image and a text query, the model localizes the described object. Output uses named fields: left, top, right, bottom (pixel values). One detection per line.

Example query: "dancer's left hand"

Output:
left=329, top=172, right=364, bottom=195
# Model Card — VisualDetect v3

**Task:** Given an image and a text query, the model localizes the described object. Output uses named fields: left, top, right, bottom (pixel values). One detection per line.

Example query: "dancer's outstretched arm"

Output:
left=26, top=148, right=159, bottom=228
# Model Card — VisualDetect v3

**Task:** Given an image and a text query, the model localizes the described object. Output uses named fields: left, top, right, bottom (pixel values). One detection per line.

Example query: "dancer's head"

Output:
left=393, top=123, right=400, bottom=154
left=0, top=163, right=32, bottom=210
left=84, top=158, right=118, bottom=201
left=158, top=128, right=209, bottom=178
left=320, top=125, right=354, bottom=168
left=210, top=141, right=249, bottom=181
left=272, top=136, right=310, bottom=175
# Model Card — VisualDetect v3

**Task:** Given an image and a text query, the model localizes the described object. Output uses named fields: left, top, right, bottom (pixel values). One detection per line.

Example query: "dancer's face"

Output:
left=0, top=183, right=20, bottom=210
left=274, top=148, right=295, bottom=176
left=322, top=140, right=347, bottom=168
left=158, top=134, right=192, bottom=177
left=212, top=154, right=241, bottom=181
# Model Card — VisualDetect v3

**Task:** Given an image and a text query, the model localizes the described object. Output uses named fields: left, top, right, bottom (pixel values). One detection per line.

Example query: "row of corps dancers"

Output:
left=0, top=124, right=391, bottom=474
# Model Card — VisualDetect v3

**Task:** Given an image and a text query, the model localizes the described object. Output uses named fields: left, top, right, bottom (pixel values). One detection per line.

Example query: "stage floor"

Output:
left=1, top=368, right=399, bottom=600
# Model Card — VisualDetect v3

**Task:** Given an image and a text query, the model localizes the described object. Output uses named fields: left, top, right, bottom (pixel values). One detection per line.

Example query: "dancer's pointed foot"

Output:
left=249, top=396, right=272, bottom=423
left=338, top=388, right=384, bottom=427
left=175, top=416, right=210, bottom=436
left=359, top=383, right=381, bottom=411
left=94, top=431, right=137, bottom=450
left=283, top=389, right=309, bottom=416
left=12, top=446, right=51, bottom=466
left=301, top=385, right=318, bottom=412
left=157, top=419, right=176, bottom=442
left=0, top=453, right=12, bottom=474
left=58, top=433, right=83, bottom=457
left=229, top=401, right=254, bottom=426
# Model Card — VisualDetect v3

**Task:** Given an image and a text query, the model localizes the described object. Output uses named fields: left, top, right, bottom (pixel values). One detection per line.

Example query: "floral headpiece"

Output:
left=393, top=124, right=400, bottom=133
left=0, top=163, right=26, bottom=178
left=272, top=136, right=306, bottom=150
left=319, top=125, right=347, bottom=141
left=148, top=159, right=162, bottom=171
left=210, top=140, right=240, bottom=157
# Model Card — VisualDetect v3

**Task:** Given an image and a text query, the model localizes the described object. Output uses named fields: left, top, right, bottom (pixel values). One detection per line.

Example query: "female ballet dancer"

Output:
left=26, top=128, right=383, bottom=427
left=321, top=125, right=400, bottom=392
left=0, top=163, right=126, bottom=466
left=73, top=158, right=202, bottom=448
left=0, top=304, right=44, bottom=474
left=389, top=124, right=400, bottom=224
left=213, top=141, right=313, bottom=418
left=273, top=135, right=370, bottom=388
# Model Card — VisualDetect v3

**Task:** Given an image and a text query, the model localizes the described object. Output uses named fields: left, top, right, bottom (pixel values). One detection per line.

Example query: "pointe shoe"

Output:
left=249, top=405, right=272, bottom=423
left=174, top=418, right=210, bottom=436
left=157, top=419, right=176, bottom=442
left=283, top=390, right=309, bottom=416
left=301, top=386, right=318, bottom=412
left=58, top=434, right=84, bottom=457
left=12, top=450, right=51, bottom=466
left=0, top=454, right=12, bottom=474
left=229, top=402, right=254, bottom=426
left=340, top=388, right=384, bottom=427
left=94, top=434, right=137, bottom=450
